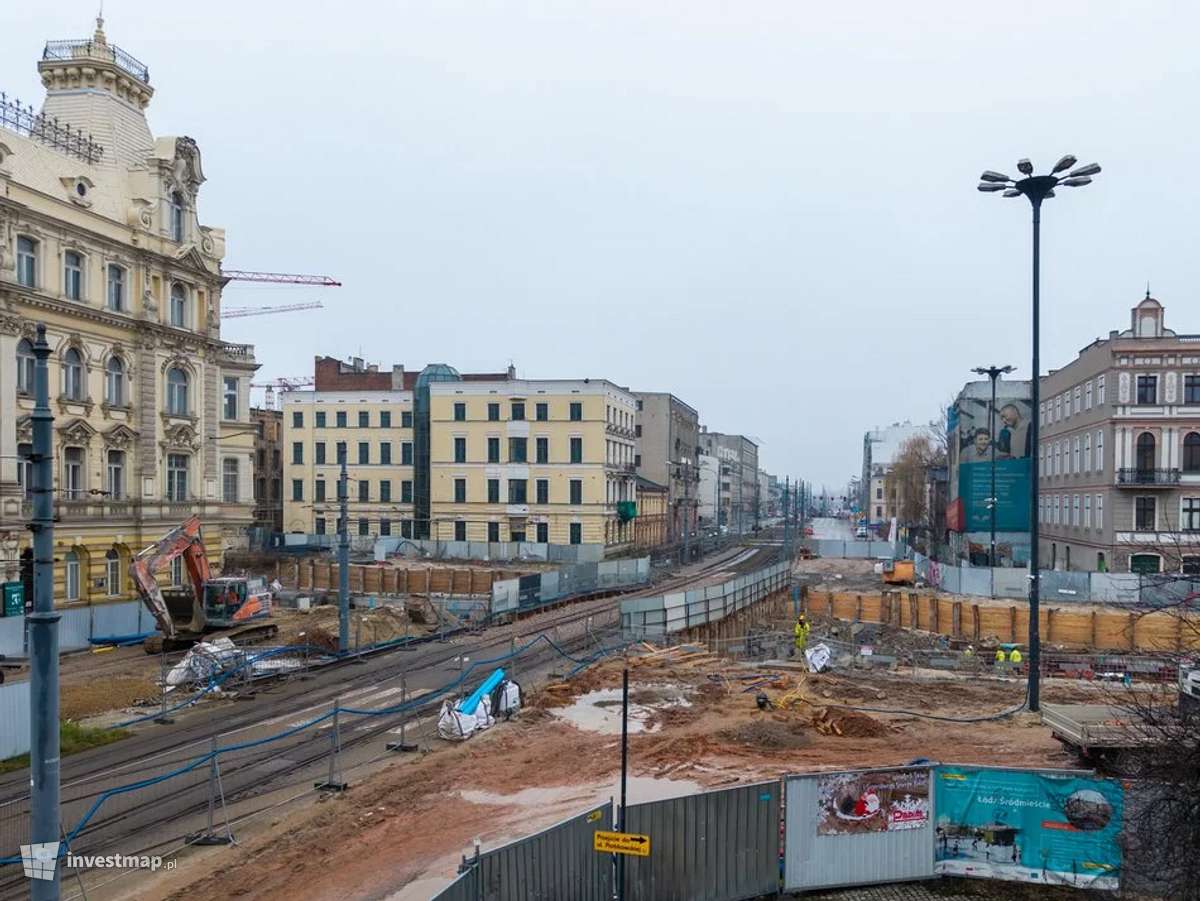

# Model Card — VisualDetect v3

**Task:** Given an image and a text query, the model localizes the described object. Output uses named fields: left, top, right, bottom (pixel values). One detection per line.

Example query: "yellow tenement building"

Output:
left=428, top=376, right=638, bottom=548
left=0, top=22, right=258, bottom=599
left=280, top=361, right=640, bottom=551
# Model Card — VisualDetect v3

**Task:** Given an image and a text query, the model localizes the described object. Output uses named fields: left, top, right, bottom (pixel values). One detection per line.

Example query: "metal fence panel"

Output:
left=0, top=681, right=31, bottom=759
left=477, top=801, right=612, bottom=901
left=993, top=567, right=1028, bottom=598
left=0, top=616, right=23, bottom=656
left=622, top=781, right=780, bottom=901
left=58, top=607, right=91, bottom=649
left=940, top=565, right=962, bottom=593
left=430, top=868, right=480, bottom=901
left=960, top=567, right=991, bottom=597
left=1041, top=570, right=1091, bottom=603
left=1140, top=576, right=1200, bottom=608
left=1090, top=572, right=1140, bottom=604
left=784, top=768, right=935, bottom=892
left=90, top=601, right=141, bottom=638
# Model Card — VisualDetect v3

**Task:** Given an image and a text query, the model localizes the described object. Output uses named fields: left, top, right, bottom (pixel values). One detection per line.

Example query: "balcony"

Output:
left=606, top=423, right=635, bottom=439
left=1116, top=467, right=1181, bottom=487
left=218, top=342, right=256, bottom=363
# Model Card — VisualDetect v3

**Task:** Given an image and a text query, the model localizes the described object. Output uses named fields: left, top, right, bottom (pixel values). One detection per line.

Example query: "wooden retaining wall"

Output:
left=275, top=560, right=534, bottom=597
left=803, top=590, right=1200, bottom=653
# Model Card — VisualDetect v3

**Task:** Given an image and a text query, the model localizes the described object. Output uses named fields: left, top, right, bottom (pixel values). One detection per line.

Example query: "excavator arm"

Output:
left=130, top=516, right=212, bottom=639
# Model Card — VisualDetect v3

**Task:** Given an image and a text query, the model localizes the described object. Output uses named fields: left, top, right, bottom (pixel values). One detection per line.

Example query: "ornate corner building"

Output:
left=0, top=20, right=259, bottom=599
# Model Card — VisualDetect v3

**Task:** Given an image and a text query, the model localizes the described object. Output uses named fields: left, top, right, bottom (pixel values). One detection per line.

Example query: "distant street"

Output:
left=810, top=516, right=856, bottom=541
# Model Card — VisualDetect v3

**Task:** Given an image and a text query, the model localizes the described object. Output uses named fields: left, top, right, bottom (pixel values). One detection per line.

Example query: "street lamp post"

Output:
left=972, top=364, right=1015, bottom=571
left=978, top=155, right=1100, bottom=712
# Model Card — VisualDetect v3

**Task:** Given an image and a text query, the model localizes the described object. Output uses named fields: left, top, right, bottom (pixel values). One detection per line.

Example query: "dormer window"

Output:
left=170, top=192, right=184, bottom=242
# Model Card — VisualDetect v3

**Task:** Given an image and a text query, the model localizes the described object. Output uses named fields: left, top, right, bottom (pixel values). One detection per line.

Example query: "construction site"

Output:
left=0, top=516, right=1189, bottom=901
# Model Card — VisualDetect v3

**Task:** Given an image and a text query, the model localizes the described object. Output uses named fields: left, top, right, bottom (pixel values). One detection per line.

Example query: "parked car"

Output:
left=855, top=525, right=868, bottom=538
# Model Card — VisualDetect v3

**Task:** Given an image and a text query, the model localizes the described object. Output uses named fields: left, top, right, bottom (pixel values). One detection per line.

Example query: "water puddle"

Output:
left=553, top=685, right=692, bottom=735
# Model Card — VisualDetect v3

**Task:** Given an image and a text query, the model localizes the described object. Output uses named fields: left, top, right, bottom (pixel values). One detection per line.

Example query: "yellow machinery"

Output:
left=880, top=559, right=915, bottom=586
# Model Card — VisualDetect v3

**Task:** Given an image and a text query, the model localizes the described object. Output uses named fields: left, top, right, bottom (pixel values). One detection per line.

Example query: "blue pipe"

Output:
left=459, top=667, right=505, bottom=716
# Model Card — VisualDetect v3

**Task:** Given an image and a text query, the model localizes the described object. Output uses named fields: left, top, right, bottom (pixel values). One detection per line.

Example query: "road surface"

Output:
left=809, top=516, right=857, bottom=541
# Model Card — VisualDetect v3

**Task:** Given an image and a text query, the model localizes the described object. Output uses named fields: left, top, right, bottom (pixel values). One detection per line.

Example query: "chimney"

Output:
left=1109, top=330, right=1119, bottom=340
left=367, top=364, right=378, bottom=373
left=391, top=364, right=406, bottom=390
left=352, top=357, right=364, bottom=372
left=507, top=364, right=517, bottom=379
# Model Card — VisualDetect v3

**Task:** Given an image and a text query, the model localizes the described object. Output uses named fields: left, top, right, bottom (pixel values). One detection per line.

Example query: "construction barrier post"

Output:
left=387, top=671, right=418, bottom=753
left=154, top=650, right=174, bottom=725
left=315, top=700, right=348, bottom=792
left=187, top=736, right=234, bottom=845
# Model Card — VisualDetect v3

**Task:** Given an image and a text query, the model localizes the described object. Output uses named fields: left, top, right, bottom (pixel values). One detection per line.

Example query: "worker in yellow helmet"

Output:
left=794, top=615, right=811, bottom=656
left=995, top=648, right=1008, bottom=664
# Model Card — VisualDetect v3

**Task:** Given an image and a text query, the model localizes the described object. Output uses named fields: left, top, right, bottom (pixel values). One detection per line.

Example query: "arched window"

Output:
left=1185, top=432, right=1200, bottom=472
left=105, top=356, right=125, bottom=406
left=63, top=250, right=83, bottom=300
left=64, top=549, right=80, bottom=601
left=170, top=192, right=184, bottom=242
left=166, top=367, right=188, bottom=415
left=105, top=548, right=121, bottom=596
left=1136, top=432, right=1156, bottom=473
left=16, top=338, right=34, bottom=394
left=63, top=347, right=84, bottom=400
left=107, top=264, right=125, bottom=311
left=169, top=283, right=187, bottom=328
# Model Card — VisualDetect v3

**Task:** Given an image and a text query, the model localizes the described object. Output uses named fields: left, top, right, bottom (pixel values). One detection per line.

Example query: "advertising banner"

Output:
left=817, top=768, right=930, bottom=836
left=948, top=389, right=1032, bottom=533
left=934, top=767, right=1123, bottom=889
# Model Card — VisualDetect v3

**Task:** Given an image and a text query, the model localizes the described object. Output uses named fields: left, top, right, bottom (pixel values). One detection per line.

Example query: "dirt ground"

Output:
left=113, top=649, right=1112, bottom=901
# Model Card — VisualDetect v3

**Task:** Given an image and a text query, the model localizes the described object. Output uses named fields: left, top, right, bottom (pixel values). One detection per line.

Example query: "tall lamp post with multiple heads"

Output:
left=972, top=364, right=1015, bottom=571
left=978, top=155, right=1100, bottom=712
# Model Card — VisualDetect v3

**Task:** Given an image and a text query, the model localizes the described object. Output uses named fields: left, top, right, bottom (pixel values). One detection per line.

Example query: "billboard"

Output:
left=947, top=389, right=1031, bottom=533
left=934, top=766, right=1123, bottom=889
left=816, top=768, right=930, bottom=836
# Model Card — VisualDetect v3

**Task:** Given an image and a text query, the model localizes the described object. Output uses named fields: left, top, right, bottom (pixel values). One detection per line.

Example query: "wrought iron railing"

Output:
left=1116, top=467, right=1181, bottom=486
left=42, top=39, right=150, bottom=84
left=0, top=92, right=104, bottom=164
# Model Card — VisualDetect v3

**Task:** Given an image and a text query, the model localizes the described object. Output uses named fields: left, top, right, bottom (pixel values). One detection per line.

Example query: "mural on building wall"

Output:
left=947, top=393, right=1032, bottom=533
left=934, top=766, right=1123, bottom=889
left=816, top=768, right=930, bottom=835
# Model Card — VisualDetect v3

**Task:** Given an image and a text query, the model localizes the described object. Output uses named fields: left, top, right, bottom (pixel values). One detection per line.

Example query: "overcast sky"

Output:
left=5, top=2, right=1199, bottom=490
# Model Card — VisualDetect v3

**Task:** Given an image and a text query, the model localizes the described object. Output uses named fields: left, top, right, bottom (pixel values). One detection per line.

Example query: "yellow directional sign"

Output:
left=594, top=830, right=650, bottom=857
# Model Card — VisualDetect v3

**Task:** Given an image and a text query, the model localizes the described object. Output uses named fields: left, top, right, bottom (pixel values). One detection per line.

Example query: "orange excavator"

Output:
left=131, top=515, right=278, bottom=654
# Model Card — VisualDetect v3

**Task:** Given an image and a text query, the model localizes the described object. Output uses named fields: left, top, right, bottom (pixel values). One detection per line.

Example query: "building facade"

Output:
left=633, top=392, right=700, bottom=543
left=281, top=357, right=417, bottom=538
left=1038, top=296, right=1200, bottom=574
left=0, top=22, right=258, bottom=596
left=633, top=476, right=668, bottom=549
left=428, top=376, right=638, bottom=547
left=698, top=430, right=759, bottom=533
left=282, top=360, right=641, bottom=549
left=251, top=408, right=283, bottom=533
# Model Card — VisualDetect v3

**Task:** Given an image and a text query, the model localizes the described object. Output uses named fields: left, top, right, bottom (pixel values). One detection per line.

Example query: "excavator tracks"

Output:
left=142, top=622, right=280, bottom=655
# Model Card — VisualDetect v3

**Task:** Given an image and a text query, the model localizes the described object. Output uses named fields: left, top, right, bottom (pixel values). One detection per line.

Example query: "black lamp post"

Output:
left=972, top=364, right=1015, bottom=572
left=978, top=155, right=1100, bottom=712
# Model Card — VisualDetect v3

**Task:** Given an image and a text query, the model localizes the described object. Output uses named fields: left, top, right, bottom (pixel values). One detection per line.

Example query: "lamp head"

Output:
left=1052, top=155, right=1077, bottom=174
left=1016, top=158, right=1034, bottom=176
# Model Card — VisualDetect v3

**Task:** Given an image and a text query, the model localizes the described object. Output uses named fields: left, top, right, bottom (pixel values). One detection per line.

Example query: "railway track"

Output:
left=0, top=541, right=788, bottom=898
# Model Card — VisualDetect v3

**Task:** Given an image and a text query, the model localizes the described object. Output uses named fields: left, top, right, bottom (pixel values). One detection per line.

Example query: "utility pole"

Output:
left=682, top=462, right=690, bottom=563
left=782, top=477, right=791, bottom=558
left=337, top=442, right=350, bottom=654
left=29, top=324, right=61, bottom=901
left=973, top=365, right=1015, bottom=570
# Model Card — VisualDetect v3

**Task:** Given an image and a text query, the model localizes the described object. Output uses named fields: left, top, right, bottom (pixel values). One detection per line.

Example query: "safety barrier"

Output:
left=620, top=561, right=790, bottom=637
left=0, top=600, right=160, bottom=657
left=0, top=620, right=629, bottom=873
left=375, top=537, right=607, bottom=564
left=491, top=558, right=651, bottom=615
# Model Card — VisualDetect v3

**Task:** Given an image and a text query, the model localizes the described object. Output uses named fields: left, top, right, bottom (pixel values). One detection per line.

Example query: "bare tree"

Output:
left=885, top=434, right=948, bottom=555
